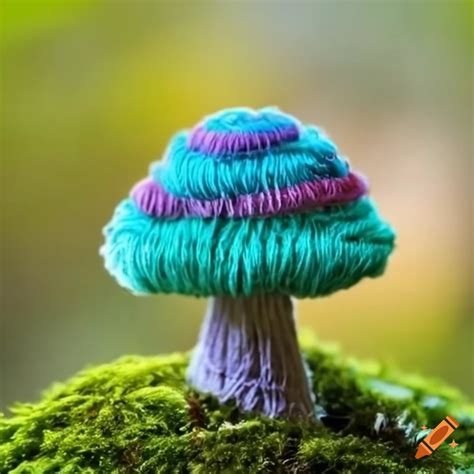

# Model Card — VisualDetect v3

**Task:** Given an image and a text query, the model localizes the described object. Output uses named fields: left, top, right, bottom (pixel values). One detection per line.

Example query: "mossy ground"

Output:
left=1, top=335, right=473, bottom=473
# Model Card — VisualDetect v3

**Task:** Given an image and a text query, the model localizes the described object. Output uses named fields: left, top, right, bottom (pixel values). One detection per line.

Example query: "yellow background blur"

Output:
left=1, top=0, right=472, bottom=411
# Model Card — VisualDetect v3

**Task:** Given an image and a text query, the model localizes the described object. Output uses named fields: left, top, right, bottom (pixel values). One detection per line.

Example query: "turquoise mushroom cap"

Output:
left=101, top=107, right=395, bottom=297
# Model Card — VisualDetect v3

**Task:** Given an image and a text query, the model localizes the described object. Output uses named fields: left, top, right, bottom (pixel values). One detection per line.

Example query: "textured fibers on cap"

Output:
left=101, top=107, right=395, bottom=297
left=153, top=125, right=348, bottom=200
left=101, top=197, right=394, bottom=297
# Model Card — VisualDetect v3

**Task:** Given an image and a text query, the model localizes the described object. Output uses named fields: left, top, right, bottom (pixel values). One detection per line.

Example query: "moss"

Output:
left=1, top=338, right=473, bottom=473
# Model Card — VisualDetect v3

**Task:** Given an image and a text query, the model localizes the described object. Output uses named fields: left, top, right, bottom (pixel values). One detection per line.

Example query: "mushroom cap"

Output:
left=101, top=107, right=395, bottom=297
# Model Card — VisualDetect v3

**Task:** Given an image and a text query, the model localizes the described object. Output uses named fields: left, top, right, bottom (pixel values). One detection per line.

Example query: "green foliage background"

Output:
left=1, top=0, right=473, bottom=411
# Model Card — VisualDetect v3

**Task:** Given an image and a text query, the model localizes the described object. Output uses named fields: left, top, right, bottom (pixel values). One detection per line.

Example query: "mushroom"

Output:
left=101, top=107, right=395, bottom=422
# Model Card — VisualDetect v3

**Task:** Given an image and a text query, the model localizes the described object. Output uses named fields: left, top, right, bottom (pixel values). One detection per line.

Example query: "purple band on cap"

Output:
left=187, top=125, right=300, bottom=154
left=131, top=172, right=368, bottom=219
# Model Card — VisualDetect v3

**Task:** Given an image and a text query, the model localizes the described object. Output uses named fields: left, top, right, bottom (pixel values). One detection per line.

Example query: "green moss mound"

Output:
left=1, top=336, right=473, bottom=473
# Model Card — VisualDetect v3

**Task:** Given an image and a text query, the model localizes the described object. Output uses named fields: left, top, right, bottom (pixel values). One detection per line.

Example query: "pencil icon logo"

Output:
left=415, top=416, right=460, bottom=459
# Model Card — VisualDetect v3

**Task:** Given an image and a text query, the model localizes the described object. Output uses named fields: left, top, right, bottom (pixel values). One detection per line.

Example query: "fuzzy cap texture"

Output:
left=101, top=107, right=395, bottom=297
left=1, top=335, right=473, bottom=473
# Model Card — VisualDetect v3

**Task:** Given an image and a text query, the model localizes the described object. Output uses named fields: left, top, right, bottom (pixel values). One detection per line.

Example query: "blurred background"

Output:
left=1, top=0, right=472, bottom=411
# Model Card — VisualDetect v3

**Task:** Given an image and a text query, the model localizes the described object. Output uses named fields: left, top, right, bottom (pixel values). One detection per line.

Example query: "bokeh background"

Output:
left=1, top=0, right=472, bottom=411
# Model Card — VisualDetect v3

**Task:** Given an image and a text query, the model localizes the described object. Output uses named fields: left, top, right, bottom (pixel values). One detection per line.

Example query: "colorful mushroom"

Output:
left=101, top=107, right=395, bottom=421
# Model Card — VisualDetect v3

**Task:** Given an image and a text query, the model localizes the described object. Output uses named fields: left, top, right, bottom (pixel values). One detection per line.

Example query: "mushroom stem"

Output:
left=187, top=294, right=316, bottom=421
